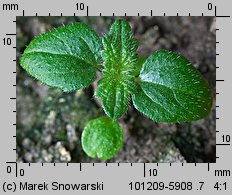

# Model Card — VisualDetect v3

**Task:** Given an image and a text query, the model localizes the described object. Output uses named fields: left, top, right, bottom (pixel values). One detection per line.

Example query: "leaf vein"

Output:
left=24, top=51, right=97, bottom=68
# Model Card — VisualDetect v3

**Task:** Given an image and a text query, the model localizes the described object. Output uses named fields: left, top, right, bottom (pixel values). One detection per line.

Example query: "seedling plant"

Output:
left=20, top=19, right=212, bottom=160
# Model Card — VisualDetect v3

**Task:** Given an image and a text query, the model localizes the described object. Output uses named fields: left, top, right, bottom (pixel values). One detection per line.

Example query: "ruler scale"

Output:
left=1, top=0, right=231, bottom=194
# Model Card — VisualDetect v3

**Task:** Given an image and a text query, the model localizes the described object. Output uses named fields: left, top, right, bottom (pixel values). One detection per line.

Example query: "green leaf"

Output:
left=133, top=50, right=212, bottom=122
left=20, top=23, right=102, bottom=92
left=95, top=19, right=138, bottom=120
left=81, top=117, right=123, bottom=160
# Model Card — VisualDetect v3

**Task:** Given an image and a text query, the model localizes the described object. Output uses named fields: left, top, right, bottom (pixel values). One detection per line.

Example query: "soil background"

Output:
left=16, top=16, right=216, bottom=163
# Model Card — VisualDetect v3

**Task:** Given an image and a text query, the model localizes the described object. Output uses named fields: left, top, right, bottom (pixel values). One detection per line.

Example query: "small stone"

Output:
left=58, top=98, right=65, bottom=103
left=66, top=124, right=78, bottom=150
left=59, top=147, right=71, bottom=162
left=42, top=134, right=52, bottom=145
left=22, top=138, right=32, bottom=149
left=24, top=152, right=33, bottom=162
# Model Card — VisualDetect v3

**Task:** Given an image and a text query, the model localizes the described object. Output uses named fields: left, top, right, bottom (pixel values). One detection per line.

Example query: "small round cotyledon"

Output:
left=81, top=117, right=123, bottom=160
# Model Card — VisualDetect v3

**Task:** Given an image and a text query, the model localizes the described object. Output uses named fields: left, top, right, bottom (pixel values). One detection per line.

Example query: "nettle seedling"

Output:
left=20, top=19, right=212, bottom=160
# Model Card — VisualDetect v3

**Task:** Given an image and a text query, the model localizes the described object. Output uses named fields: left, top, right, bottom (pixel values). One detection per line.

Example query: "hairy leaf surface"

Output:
left=81, top=117, right=123, bottom=160
left=133, top=50, right=212, bottom=122
left=95, top=19, right=138, bottom=120
left=20, top=23, right=102, bottom=92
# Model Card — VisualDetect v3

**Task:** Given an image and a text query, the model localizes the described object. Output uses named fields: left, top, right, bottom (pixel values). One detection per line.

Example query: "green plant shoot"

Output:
left=20, top=19, right=213, bottom=160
